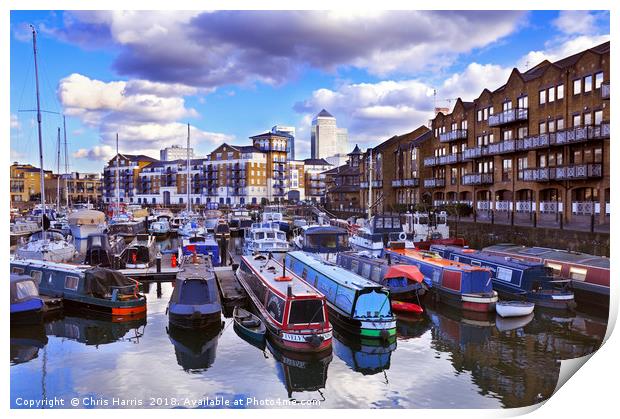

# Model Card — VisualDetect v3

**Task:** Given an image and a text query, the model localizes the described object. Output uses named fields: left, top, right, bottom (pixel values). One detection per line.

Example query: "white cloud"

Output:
left=10, top=113, right=20, bottom=129
left=552, top=11, right=600, bottom=35
left=58, top=73, right=234, bottom=160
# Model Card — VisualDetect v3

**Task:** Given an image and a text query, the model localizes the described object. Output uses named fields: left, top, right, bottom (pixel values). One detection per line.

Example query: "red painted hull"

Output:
left=391, top=300, right=424, bottom=315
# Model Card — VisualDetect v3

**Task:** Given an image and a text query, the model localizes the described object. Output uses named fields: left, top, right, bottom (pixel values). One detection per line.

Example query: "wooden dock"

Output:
left=214, top=266, right=247, bottom=315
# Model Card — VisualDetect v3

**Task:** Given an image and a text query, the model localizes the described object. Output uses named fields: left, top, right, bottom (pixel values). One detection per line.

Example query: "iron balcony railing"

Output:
left=488, top=107, right=528, bottom=127
left=391, top=180, right=402, bottom=187
left=439, top=129, right=468, bottom=143
left=462, top=146, right=483, bottom=160
left=461, top=173, right=493, bottom=185
left=423, top=178, right=445, bottom=188
left=519, top=163, right=602, bottom=182
left=424, top=156, right=438, bottom=167
left=360, top=181, right=369, bottom=189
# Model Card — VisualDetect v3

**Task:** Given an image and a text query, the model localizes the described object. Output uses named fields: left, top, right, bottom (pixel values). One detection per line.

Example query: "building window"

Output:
left=502, top=130, right=513, bottom=141
left=548, top=120, right=555, bottom=133
left=573, top=114, right=581, bottom=127
left=557, top=84, right=564, bottom=100
left=539, top=122, right=546, bottom=134
left=503, top=101, right=512, bottom=111
left=556, top=118, right=565, bottom=131
left=594, top=110, right=603, bottom=126
left=538, top=154, right=547, bottom=168
left=584, top=112, right=592, bottom=126
left=517, top=96, right=528, bottom=109
left=517, top=126, right=528, bottom=139
left=584, top=75, right=592, bottom=93
left=594, top=147, right=603, bottom=163
left=595, top=72, right=604, bottom=89
left=573, top=79, right=581, bottom=95
left=539, top=90, right=546, bottom=104
left=482, top=108, right=488, bottom=120
left=548, top=87, right=555, bottom=102
left=462, top=120, right=468, bottom=130
left=502, top=159, right=511, bottom=181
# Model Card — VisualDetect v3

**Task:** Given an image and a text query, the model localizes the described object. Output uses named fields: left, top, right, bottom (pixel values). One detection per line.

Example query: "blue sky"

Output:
left=10, top=10, right=609, bottom=172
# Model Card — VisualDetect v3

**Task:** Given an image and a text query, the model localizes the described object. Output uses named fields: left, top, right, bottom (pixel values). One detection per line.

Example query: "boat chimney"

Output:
left=387, top=253, right=392, bottom=266
left=287, top=284, right=292, bottom=298
left=282, top=257, right=286, bottom=277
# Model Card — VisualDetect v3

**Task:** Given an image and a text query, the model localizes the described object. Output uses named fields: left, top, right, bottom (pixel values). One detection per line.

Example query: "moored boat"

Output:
left=430, top=245, right=575, bottom=310
left=67, top=209, right=106, bottom=239
left=10, top=259, right=146, bottom=318
left=233, top=307, right=266, bottom=344
left=236, top=253, right=333, bottom=353
left=10, top=274, right=45, bottom=324
left=119, top=234, right=158, bottom=269
left=149, top=219, right=171, bottom=239
left=167, top=254, right=222, bottom=329
left=384, top=247, right=498, bottom=313
left=243, top=222, right=290, bottom=255
left=286, top=251, right=397, bottom=340
left=15, top=230, right=77, bottom=263
left=182, top=235, right=221, bottom=266
left=496, top=301, right=535, bottom=318
left=292, top=224, right=350, bottom=263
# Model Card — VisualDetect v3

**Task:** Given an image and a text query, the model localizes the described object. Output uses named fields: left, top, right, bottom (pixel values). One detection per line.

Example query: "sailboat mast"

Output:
left=115, top=133, right=120, bottom=218
left=367, top=148, right=373, bottom=220
left=31, top=26, right=46, bottom=241
left=63, top=115, right=69, bottom=208
left=187, top=123, right=191, bottom=213
left=56, top=127, right=61, bottom=212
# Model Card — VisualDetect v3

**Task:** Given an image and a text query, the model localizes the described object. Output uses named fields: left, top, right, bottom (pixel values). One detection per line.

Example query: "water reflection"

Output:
left=332, top=329, right=395, bottom=375
left=167, top=323, right=223, bottom=372
left=45, top=313, right=146, bottom=346
left=11, top=324, right=48, bottom=365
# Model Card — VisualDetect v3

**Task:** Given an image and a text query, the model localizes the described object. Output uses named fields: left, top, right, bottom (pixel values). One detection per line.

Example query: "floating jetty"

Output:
left=214, top=266, right=247, bottom=314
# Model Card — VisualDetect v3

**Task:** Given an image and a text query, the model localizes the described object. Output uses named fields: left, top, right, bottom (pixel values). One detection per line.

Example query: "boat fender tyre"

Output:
left=398, top=232, right=407, bottom=241
left=380, top=329, right=390, bottom=341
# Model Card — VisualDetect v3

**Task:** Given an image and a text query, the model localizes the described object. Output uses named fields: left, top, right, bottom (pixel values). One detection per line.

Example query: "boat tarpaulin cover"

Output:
left=67, top=210, right=106, bottom=225
left=384, top=265, right=424, bottom=283
left=84, top=268, right=136, bottom=297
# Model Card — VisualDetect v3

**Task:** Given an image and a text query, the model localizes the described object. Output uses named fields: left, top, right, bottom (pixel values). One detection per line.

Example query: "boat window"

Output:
left=334, top=285, right=355, bottom=314
left=64, top=275, right=79, bottom=291
left=276, top=232, right=285, bottom=241
left=354, top=289, right=391, bottom=319
left=301, top=267, right=308, bottom=280
left=11, top=267, right=24, bottom=275
left=418, top=216, right=429, bottom=225
left=30, top=270, right=42, bottom=285
left=384, top=218, right=392, bottom=229
left=375, top=218, right=384, bottom=229
left=569, top=267, right=587, bottom=281
left=370, top=266, right=382, bottom=283
left=545, top=262, right=562, bottom=276
left=471, top=260, right=482, bottom=266
left=350, top=259, right=360, bottom=274
left=362, top=263, right=371, bottom=278
left=179, top=280, right=210, bottom=304
left=288, top=299, right=325, bottom=324
left=15, top=280, right=39, bottom=300
left=266, top=290, right=286, bottom=323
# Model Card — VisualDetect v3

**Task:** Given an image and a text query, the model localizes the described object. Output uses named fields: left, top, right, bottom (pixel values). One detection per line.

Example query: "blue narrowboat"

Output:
left=182, top=235, right=221, bottom=266
left=167, top=254, right=222, bottom=329
left=10, top=259, right=146, bottom=319
left=430, top=245, right=575, bottom=310
left=335, top=251, right=427, bottom=302
left=286, top=251, right=396, bottom=340
left=383, top=247, right=497, bottom=313
left=10, top=274, right=45, bottom=324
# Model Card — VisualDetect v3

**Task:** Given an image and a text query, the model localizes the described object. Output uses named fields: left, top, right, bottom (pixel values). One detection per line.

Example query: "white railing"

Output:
left=477, top=200, right=492, bottom=210
left=495, top=201, right=512, bottom=211
left=539, top=201, right=563, bottom=213
left=516, top=201, right=535, bottom=212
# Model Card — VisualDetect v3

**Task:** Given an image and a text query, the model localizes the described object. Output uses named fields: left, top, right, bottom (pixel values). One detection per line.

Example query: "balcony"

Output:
left=487, top=139, right=516, bottom=155
left=488, top=108, right=528, bottom=127
left=403, top=178, right=419, bottom=187
left=391, top=180, right=402, bottom=187
left=554, top=163, right=602, bottom=180
left=462, top=146, right=483, bottom=160
left=424, top=156, right=438, bottom=167
left=360, top=181, right=369, bottom=189
left=517, top=133, right=550, bottom=151
left=438, top=154, right=460, bottom=165
left=424, top=178, right=445, bottom=188
left=371, top=180, right=383, bottom=188
left=462, top=173, right=493, bottom=185
left=519, top=168, right=551, bottom=182
left=439, top=129, right=468, bottom=143
left=601, top=82, right=609, bottom=99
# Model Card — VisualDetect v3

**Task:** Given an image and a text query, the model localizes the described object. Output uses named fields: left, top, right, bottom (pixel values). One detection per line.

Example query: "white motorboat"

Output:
left=10, top=220, right=41, bottom=246
left=349, top=214, right=408, bottom=256
left=15, top=230, right=77, bottom=263
left=178, top=219, right=206, bottom=237
left=67, top=209, right=107, bottom=239
left=149, top=220, right=171, bottom=238
left=495, top=300, right=535, bottom=318
left=243, top=222, right=289, bottom=254
left=292, top=224, right=350, bottom=263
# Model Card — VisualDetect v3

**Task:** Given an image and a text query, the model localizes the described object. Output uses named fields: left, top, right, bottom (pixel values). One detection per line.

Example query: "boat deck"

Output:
left=118, top=253, right=182, bottom=281
left=177, top=254, right=214, bottom=280
left=388, top=248, right=490, bottom=272
left=215, top=267, right=247, bottom=304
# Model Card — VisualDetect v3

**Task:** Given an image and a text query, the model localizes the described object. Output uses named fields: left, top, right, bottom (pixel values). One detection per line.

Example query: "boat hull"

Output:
left=11, top=300, right=45, bottom=325
left=50, top=295, right=147, bottom=319
left=496, top=302, right=535, bottom=318
left=16, top=247, right=76, bottom=263
left=169, top=311, right=222, bottom=329
left=325, top=305, right=396, bottom=341
left=433, top=288, right=498, bottom=313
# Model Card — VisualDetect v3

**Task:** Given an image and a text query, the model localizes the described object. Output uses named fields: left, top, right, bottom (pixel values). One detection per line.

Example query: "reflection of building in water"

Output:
left=332, top=329, right=396, bottom=375
left=45, top=315, right=146, bottom=346
left=10, top=323, right=48, bottom=365
left=426, top=306, right=604, bottom=408
left=168, top=323, right=222, bottom=371
left=267, top=341, right=332, bottom=398
left=396, top=315, right=432, bottom=340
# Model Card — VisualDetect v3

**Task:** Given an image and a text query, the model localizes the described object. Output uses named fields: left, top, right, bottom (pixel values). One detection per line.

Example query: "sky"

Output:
left=9, top=10, right=610, bottom=173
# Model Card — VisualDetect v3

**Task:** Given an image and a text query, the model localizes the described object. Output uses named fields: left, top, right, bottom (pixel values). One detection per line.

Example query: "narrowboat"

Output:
left=335, top=251, right=427, bottom=302
left=118, top=234, right=158, bottom=269
left=384, top=247, right=497, bottom=313
left=292, top=224, right=350, bottom=262
left=286, top=251, right=397, bottom=340
left=182, top=235, right=221, bottom=266
left=10, top=274, right=45, bottom=324
left=167, top=254, right=222, bottom=329
left=10, top=259, right=146, bottom=318
left=236, top=253, right=333, bottom=353
left=430, top=245, right=575, bottom=310
left=243, top=222, right=290, bottom=254
left=482, top=244, right=609, bottom=309
left=67, top=209, right=107, bottom=239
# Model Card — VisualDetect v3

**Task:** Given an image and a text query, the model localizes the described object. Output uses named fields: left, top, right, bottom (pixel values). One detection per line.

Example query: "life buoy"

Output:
left=398, top=232, right=407, bottom=241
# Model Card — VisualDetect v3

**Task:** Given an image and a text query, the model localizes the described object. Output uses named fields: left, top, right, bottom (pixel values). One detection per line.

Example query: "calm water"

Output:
left=10, top=237, right=608, bottom=409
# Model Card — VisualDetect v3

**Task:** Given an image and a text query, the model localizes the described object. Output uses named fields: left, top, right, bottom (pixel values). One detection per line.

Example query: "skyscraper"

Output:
left=271, top=125, right=295, bottom=161
left=310, top=109, right=349, bottom=159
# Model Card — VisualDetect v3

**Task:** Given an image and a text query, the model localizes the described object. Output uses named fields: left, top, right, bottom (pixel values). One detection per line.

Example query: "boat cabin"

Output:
left=296, top=225, right=350, bottom=254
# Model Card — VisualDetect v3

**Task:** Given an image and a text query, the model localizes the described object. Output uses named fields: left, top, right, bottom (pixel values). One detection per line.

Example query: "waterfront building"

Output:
left=424, top=41, right=609, bottom=226
left=160, top=145, right=194, bottom=161
left=271, top=125, right=296, bottom=161
left=310, top=109, right=350, bottom=159
left=10, top=163, right=53, bottom=203
left=303, top=158, right=333, bottom=203
left=45, top=172, right=103, bottom=204
left=324, top=145, right=362, bottom=212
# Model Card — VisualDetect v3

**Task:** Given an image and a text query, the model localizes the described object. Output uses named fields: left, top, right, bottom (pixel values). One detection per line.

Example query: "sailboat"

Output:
left=178, top=124, right=206, bottom=237
left=15, top=26, right=76, bottom=263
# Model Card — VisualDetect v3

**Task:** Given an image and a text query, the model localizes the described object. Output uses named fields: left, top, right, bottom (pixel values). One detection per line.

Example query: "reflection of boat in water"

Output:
left=10, top=323, right=48, bottom=365
left=167, top=323, right=222, bottom=372
left=495, top=313, right=535, bottom=332
left=266, top=340, right=332, bottom=398
left=396, top=315, right=432, bottom=339
left=44, top=313, right=146, bottom=346
left=332, top=328, right=395, bottom=375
